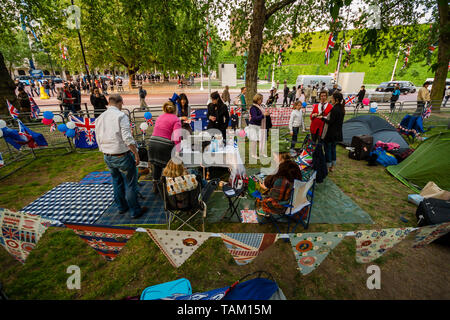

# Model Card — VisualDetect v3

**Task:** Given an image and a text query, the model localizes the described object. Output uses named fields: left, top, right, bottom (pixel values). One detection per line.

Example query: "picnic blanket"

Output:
left=267, top=107, right=292, bottom=127
left=21, top=182, right=114, bottom=226
left=310, top=178, right=373, bottom=224
left=206, top=178, right=373, bottom=225
left=96, top=181, right=167, bottom=226
left=79, top=171, right=112, bottom=185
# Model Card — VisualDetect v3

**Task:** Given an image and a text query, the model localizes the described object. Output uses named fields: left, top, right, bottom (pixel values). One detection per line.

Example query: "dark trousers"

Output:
left=414, top=101, right=425, bottom=116
left=153, top=164, right=163, bottom=181
left=283, top=96, right=288, bottom=107
left=324, top=142, right=337, bottom=167
left=291, top=126, right=299, bottom=149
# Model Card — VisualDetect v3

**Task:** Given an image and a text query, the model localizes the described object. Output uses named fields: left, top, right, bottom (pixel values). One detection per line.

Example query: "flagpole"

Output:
left=391, top=48, right=401, bottom=82
left=336, top=7, right=350, bottom=86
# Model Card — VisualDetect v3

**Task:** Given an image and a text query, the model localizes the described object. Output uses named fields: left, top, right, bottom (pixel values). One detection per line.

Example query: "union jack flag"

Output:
left=28, top=94, right=40, bottom=119
left=230, top=106, right=242, bottom=116
left=146, top=118, right=154, bottom=126
left=0, top=152, right=4, bottom=167
left=7, top=100, right=19, bottom=119
left=190, top=110, right=196, bottom=119
left=324, top=33, right=337, bottom=65
left=344, top=39, right=352, bottom=55
left=2, top=227, right=20, bottom=240
left=422, top=106, right=431, bottom=119
left=345, top=95, right=356, bottom=105
left=50, top=121, right=56, bottom=132
left=401, top=45, right=411, bottom=69
left=69, top=115, right=96, bottom=146
left=18, top=120, right=37, bottom=148
left=130, top=121, right=135, bottom=129
left=428, top=42, right=437, bottom=54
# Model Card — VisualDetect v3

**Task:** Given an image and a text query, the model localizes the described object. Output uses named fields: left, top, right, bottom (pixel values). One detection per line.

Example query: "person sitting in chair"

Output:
left=162, top=158, right=188, bottom=179
left=256, top=146, right=302, bottom=216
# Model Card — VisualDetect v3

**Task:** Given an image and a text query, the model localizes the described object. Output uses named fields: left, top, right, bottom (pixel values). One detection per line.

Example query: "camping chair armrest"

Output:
left=283, top=204, right=294, bottom=208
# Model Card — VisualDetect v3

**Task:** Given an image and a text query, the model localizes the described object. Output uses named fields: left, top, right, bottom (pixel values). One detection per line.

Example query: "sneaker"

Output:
left=132, top=207, right=148, bottom=219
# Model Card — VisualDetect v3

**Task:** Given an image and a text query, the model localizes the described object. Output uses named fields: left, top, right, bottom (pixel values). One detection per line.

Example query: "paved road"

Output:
left=31, top=88, right=422, bottom=117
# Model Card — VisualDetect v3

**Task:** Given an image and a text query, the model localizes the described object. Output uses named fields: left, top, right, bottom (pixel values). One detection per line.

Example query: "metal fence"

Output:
left=1, top=99, right=448, bottom=180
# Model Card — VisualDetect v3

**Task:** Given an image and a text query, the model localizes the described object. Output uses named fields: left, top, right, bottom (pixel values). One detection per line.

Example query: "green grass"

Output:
left=0, top=118, right=449, bottom=300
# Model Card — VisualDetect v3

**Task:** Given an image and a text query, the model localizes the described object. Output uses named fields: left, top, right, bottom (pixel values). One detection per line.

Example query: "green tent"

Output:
left=387, top=132, right=450, bottom=193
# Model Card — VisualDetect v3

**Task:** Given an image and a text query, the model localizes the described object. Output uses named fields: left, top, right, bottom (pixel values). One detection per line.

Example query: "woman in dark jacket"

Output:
left=178, top=93, right=192, bottom=132
left=319, top=91, right=345, bottom=172
left=90, top=88, right=108, bottom=117
left=207, top=91, right=229, bottom=142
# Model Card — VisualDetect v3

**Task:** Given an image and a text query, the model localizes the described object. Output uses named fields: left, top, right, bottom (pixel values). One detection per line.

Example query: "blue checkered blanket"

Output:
left=21, top=182, right=114, bottom=226
left=96, top=181, right=167, bottom=226
left=79, top=171, right=112, bottom=185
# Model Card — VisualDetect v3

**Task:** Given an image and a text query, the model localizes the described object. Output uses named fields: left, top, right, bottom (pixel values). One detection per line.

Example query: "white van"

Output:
left=295, top=75, right=336, bottom=89
left=425, top=78, right=450, bottom=92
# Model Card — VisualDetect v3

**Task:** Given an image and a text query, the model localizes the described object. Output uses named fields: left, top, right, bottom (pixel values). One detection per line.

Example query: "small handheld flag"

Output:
left=28, top=93, right=40, bottom=119
left=7, top=100, right=19, bottom=119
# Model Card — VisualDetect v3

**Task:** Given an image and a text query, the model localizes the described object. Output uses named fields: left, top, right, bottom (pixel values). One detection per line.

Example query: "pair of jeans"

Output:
left=104, top=152, right=141, bottom=217
left=324, top=142, right=337, bottom=167
left=291, top=126, right=299, bottom=149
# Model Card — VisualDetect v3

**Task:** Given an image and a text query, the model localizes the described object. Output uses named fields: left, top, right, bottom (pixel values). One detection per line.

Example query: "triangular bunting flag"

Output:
left=413, top=223, right=450, bottom=249
left=289, top=232, right=345, bottom=275
left=355, top=228, right=413, bottom=263
left=220, top=233, right=278, bottom=266
left=146, top=229, right=212, bottom=268
left=0, top=208, right=51, bottom=263
left=64, top=223, right=136, bottom=261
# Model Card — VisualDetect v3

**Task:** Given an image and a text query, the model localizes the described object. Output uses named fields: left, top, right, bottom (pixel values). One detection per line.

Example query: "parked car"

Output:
left=375, top=82, right=389, bottom=92
left=384, top=81, right=416, bottom=94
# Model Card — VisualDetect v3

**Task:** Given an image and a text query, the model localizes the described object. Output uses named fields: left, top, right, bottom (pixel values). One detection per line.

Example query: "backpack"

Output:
left=139, top=90, right=146, bottom=99
left=348, top=135, right=373, bottom=160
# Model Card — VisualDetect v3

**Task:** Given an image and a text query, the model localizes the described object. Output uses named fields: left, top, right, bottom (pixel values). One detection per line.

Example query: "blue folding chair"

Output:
left=259, top=171, right=316, bottom=234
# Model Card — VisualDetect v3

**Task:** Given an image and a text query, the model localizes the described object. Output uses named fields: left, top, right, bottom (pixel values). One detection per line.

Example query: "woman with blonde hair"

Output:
left=148, top=101, right=182, bottom=192
left=248, top=93, right=269, bottom=159
left=162, top=158, right=188, bottom=178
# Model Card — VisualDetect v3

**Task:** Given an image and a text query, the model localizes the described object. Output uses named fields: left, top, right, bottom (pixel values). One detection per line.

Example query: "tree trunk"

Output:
left=0, top=51, right=19, bottom=116
left=430, top=0, right=450, bottom=113
left=128, top=67, right=139, bottom=91
left=245, top=0, right=267, bottom=107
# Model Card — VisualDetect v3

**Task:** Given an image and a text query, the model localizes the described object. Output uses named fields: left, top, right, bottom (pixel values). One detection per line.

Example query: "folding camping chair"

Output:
left=158, top=175, right=209, bottom=232
left=221, top=183, right=246, bottom=222
left=259, top=171, right=317, bottom=234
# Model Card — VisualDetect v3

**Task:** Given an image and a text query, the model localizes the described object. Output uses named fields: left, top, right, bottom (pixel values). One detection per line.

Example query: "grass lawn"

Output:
left=0, top=112, right=449, bottom=300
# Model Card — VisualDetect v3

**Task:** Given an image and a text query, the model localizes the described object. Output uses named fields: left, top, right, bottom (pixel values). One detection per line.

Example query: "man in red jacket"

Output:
left=310, top=90, right=333, bottom=141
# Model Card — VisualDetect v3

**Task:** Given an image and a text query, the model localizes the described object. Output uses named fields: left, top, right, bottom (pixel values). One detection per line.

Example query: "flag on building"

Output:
left=324, top=33, right=337, bottom=65
left=6, top=100, right=19, bottom=119
left=28, top=93, right=40, bottom=119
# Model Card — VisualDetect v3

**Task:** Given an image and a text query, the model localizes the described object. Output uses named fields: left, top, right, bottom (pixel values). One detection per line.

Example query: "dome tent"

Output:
left=387, top=132, right=450, bottom=193
left=341, top=115, right=409, bottom=151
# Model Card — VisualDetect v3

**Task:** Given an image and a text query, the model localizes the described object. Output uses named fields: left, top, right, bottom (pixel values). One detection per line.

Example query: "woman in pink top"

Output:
left=148, top=101, right=182, bottom=190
